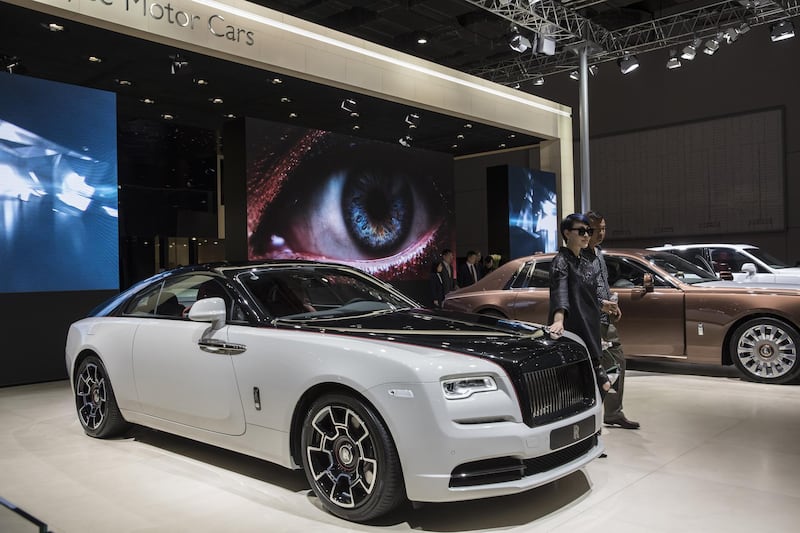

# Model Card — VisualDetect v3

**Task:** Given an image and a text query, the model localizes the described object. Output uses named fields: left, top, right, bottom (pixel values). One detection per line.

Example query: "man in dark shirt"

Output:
left=585, top=211, right=640, bottom=430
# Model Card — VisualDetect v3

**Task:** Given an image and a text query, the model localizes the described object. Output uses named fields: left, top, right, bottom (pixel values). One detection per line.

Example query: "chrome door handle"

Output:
left=198, top=339, right=247, bottom=355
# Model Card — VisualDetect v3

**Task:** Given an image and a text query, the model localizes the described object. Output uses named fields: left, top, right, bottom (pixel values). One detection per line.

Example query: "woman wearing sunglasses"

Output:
left=548, top=213, right=612, bottom=395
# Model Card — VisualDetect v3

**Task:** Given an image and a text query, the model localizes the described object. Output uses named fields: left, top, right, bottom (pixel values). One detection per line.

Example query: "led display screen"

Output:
left=508, top=167, right=558, bottom=258
left=0, top=72, right=119, bottom=293
left=245, top=117, right=455, bottom=281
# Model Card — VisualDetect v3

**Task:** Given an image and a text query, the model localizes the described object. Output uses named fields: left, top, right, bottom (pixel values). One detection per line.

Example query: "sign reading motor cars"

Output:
left=87, top=0, right=255, bottom=45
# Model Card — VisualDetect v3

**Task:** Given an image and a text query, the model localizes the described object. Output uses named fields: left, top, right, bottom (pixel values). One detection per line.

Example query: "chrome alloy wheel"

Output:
left=306, top=405, right=378, bottom=509
left=736, top=322, right=797, bottom=380
left=76, top=362, right=108, bottom=431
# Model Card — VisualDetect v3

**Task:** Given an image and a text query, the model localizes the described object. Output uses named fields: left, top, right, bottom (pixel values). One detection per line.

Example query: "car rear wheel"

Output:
left=300, top=394, right=405, bottom=522
left=74, top=355, right=129, bottom=438
left=730, top=318, right=800, bottom=384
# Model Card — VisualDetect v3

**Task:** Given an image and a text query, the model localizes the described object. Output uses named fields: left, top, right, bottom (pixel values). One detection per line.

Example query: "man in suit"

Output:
left=457, top=250, right=480, bottom=288
left=440, top=249, right=456, bottom=293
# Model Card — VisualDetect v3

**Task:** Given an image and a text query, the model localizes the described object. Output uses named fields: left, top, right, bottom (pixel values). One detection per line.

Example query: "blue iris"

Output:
left=341, top=171, right=413, bottom=254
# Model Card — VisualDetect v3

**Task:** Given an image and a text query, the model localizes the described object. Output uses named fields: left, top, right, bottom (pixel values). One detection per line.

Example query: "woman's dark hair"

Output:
left=560, top=213, right=591, bottom=242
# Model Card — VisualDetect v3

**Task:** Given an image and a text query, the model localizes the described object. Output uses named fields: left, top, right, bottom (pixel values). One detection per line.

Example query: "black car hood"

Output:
left=275, top=308, right=588, bottom=375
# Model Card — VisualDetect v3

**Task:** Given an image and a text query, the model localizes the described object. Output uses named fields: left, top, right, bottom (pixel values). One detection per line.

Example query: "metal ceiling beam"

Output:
left=465, top=0, right=800, bottom=84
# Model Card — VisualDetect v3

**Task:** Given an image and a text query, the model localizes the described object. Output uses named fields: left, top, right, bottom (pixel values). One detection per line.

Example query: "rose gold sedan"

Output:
left=444, top=249, right=800, bottom=384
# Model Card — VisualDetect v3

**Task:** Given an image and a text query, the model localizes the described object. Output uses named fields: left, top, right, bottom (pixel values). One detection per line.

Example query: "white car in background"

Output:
left=649, top=244, right=800, bottom=285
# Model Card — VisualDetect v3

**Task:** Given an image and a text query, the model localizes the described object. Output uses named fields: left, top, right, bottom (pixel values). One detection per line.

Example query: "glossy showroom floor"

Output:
left=2, top=364, right=800, bottom=533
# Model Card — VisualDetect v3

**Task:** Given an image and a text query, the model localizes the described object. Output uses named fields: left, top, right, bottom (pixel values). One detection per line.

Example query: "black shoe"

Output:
left=599, top=452, right=608, bottom=458
left=604, top=416, right=640, bottom=429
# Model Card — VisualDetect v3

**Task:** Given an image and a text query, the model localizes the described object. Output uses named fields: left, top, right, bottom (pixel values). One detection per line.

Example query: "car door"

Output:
left=604, top=255, right=686, bottom=357
left=126, top=275, right=247, bottom=435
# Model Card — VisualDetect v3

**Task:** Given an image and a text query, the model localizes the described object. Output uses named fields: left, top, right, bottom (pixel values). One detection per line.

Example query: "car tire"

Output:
left=300, top=394, right=405, bottom=522
left=74, top=355, right=130, bottom=438
left=729, top=317, right=800, bottom=384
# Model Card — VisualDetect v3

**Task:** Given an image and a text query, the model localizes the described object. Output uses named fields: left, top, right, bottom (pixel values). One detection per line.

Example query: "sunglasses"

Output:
left=569, top=227, right=594, bottom=236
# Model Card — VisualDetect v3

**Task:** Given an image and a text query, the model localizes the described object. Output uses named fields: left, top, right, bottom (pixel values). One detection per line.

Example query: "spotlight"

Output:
left=88, top=56, right=102, bottom=63
left=398, top=135, right=413, bottom=147
left=536, top=34, right=556, bottom=56
left=703, top=36, right=720, bottom=55
left=405, top=113, right=421, bottom=128
left=723, top=27, right=740, bottom=44
left=416, top=32, right=429, bottom=45
left=532, top=76, right=545, bottom=86
left=169, top=53, right=190, bottom=75
left=509, top=33, right=532, bottom=53
left=271, top=77, right=283, bottom=84
left=681, top=38, right=701, bottom=60
left=209, top=97, right=224, bottom=104
left=771, top=20, right=795, bottom=42
left=45, top=22, right=65, bottom=32
left=161, top=113, right=174, bottom=120
left=341, top=98, right=359, bottom=117
left=280, top=97, right=292, bottom=103
left=193, top=78, right=209, bottom=86
left=1, top=55, right=21, bottom=73
left=618, top=53, right=639, bottom=74
left=114, top=79, right=133, bottom=86
left=666, top=49, right=682, bottom=69
left=569, top=65, right=598, bottom=80
left=738, top=22, right=751, bottom=35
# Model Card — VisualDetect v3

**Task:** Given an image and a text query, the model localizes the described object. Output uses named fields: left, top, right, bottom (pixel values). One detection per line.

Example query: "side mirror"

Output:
left=188, top=297, right=227, bottom=331
left=741, top=262, right=757, bottom=278
left=642, top=273, right=654, bottom=293
left=719, top=271, right=734, bottom=281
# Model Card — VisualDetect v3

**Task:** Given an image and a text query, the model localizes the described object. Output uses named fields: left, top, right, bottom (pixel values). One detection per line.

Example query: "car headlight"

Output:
left=441, top=376, right=497, bottom=400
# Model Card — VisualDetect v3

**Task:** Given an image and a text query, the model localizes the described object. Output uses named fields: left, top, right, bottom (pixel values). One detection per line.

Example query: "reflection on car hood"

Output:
left=770, top=267, right=800, bottom=276
left=694, top=280, right=800, bottom=293
left=277, top=308, right=588, bottom=372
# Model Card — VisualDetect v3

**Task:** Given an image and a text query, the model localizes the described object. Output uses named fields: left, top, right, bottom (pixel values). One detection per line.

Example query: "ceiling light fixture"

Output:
left=209, top=97, right=224, bottom=104
left=88, top=56, right=102, bottom=63
left=456, top=133, right=465, bottom=140
left=45, top=22, right=64, bottom=32
left=463, top=123, right=473, bottom=129
left=618, top=53, right=639, bottom=74
left=169, top=53, right=189, bottom=74
left=271, top=77, right=283, bottom=84
left=405, top=113, right=421, bottom=128
left=352, top=125, right=360, bottom=131
left=114, top=79, right=132, bottom=86
left=509, top=33, right=532, bottom=53
left=703, top=36, right=720, bottom=55
left=223, top=113, right=237, bottom=119
left=770, top=20, right=795, bottom=42
left=140, top=98, right=155, bottom=104
left=569, top=70, right=579, bottom=80
left=280, top=97, right=291, bottom=103
left=723, top=27, right=740, bottom=44
left=416, top=32, right=429, bottom=45
left=341, top=98, right=359, bottom=117
left=532, top=76, right=545, bottom=86
left=569, top=65, right=598, bottom=80
left=681, top=38, right=701, bottom=60
left=398, top=135, right=413, bottom=147
left=666, top=49, right=682, bottom=69
left=288, top=112, right=298, bottom=118
left=193, top=78, right=209, bottom=86
left=161, top=113, right=174, bottom=120
left=1, top=55, right=21, bottom=73
left=536, top=34, right=556, bottom=56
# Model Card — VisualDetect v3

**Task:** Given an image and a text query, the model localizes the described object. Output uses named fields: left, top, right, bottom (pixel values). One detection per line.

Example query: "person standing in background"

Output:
left=585, top=210, right=640, bottom=430
left=440, top=249, right=456, bottom=292
left=457, top=250, right=480, bottom=288
left=430, top=260, right=447, bottom=308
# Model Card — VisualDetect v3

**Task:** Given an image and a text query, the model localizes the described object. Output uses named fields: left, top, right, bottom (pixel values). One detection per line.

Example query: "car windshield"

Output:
left=746, top=247, right=791, bottom=269
left=238, top=266, right=417, bottom=320
left=645, top=252, right=720, bottom=284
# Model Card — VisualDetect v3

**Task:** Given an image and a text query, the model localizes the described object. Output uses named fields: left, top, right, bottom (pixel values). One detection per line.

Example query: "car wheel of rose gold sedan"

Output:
left=730, top=318, right=800, bottom=384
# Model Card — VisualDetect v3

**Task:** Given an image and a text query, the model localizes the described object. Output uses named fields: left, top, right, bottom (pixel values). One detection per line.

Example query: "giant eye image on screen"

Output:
left=245, top=118, right=455, bottom=281
left=0, top=73, right=118, bottom=293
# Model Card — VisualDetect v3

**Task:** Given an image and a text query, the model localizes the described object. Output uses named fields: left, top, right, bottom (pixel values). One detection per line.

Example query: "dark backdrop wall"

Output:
left=529, top=23, right=799, bottom=262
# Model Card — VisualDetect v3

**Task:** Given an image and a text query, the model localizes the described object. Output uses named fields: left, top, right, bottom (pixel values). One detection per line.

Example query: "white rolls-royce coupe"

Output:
left=66, top=261, right=604, bottom=522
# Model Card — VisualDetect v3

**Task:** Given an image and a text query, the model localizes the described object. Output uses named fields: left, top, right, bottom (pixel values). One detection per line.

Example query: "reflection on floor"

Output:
left=1, top=367, right=799, bottom=532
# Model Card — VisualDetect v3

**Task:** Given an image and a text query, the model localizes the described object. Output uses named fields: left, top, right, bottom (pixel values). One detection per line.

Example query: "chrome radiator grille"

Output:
left=519, top=359, right=596, bottom=427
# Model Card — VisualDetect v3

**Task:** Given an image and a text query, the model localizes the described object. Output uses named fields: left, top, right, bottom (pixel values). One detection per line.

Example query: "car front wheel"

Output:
left=730, top=318, right=800, bottom=384
left=74, top=355, right=129, bottom=438
left=300, top=394, right=405, bottom=522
